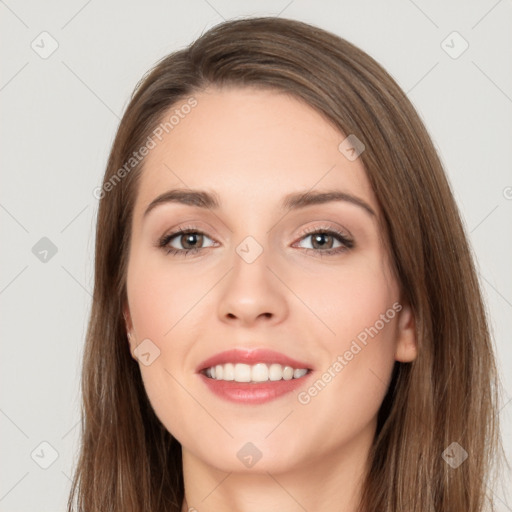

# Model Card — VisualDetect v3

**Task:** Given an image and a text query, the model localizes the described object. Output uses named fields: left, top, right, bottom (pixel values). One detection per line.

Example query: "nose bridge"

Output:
left=216, top=230, right=287, bottom=324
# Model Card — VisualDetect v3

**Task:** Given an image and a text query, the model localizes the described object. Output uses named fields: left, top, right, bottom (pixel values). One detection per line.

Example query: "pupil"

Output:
left=179, top=233, right=334, bottom=251
left=313, top=233, right=332, bottom=249
left=184, top=233, right=200, bottom=249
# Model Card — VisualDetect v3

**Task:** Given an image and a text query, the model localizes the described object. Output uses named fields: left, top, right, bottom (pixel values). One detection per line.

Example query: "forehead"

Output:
left=132, top=86, right=378, bottom=218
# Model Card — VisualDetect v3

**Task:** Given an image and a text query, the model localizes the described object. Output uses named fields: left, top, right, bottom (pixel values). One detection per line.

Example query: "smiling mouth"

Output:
left=201, top=362, right=311, bottom=383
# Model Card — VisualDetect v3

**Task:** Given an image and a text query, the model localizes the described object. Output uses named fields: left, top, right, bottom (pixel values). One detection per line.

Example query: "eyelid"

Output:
left=156, top=223, right=217, bottom=247
left=292, top=223, right=355, bottom=252
left=158, top=221, right=218, bottom=240
left=295, top=222, right=353, bottom=240
left=156, top=220, right=355, bottom=256
left=158, top=221, right=351, bottom=242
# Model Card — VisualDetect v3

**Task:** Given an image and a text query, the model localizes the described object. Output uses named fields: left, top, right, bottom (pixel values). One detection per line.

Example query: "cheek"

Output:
left=126, top=256, right=215, bottom=440
left=306, top=256, right=398, bottom=348
left=126, top=242, right=400, bottom=455
left=299, top=260, right=399, bottom=415
left=127, top=255, right=203, bottom=343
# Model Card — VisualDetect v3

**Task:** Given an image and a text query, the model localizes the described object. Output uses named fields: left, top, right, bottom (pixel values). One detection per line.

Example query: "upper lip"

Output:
left=196, top=348, right=313, bottom=373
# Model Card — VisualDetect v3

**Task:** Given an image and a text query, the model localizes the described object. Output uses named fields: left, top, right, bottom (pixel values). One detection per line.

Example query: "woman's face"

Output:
left=124, top=86, right=416, bottom=475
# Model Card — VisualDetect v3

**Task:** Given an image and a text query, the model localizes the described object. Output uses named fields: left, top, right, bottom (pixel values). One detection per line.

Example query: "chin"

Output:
left=184, top=435, right=305, bottom=475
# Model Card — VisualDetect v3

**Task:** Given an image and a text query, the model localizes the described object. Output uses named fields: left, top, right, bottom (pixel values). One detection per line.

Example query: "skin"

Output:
left=123, top=86, right=417, bottom=512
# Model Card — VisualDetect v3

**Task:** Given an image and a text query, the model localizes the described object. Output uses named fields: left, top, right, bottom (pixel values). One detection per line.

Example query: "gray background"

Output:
left=1, top=1, right=511, bottom=510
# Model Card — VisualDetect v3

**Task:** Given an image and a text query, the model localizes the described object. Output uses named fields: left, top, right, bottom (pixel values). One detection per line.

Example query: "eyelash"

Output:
left=156, top=224, right=354, bottom=258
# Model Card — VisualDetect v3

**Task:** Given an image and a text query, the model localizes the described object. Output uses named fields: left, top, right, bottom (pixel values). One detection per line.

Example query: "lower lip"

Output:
left=198, top=372, right=313, bottom=404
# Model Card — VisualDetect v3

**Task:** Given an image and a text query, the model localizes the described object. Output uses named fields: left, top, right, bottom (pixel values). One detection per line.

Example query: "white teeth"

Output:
left=204, top=362, right=309, bottom=382
left=235, top=363, right=251, bottom=382
left=269, top=363, right=283, bottom=381
left=293, top=368, right=308, bottom=378
left=282, top=366, right=294, bottom=380
left=223, top=363, right=235, bottom=381
left=251, top=363, right=268, bottom=382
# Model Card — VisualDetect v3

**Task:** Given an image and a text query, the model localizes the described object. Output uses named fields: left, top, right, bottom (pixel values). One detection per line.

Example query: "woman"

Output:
left=68, top=16, right=501, bottom=511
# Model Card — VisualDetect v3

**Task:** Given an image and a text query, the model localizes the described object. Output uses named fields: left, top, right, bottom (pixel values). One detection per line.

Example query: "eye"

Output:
left=293, top=225, right=354, bottom=256
left=156, top=224, right=354, bottom=258
left=157, top=226, right=216, bottom=256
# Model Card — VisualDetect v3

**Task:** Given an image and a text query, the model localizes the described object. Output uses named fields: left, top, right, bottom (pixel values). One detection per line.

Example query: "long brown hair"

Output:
left=67, top=16, right=502, bottom=511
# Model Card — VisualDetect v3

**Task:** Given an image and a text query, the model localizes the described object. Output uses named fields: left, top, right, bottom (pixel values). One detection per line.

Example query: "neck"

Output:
left=180, top=423, right=374, bottom=512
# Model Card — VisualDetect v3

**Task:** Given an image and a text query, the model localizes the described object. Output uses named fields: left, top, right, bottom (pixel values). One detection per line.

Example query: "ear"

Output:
left=394, top=302, right=418, bottom=363
left=123, top=304, right=137, bottom=359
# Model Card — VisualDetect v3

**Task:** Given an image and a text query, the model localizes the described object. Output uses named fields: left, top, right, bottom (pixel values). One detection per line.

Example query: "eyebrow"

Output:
left=143, top=188, right=376, bottom=218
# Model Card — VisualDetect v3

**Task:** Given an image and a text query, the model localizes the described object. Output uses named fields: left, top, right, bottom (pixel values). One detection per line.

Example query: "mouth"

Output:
left=201, top=362, right=311, bottom=383
left=196, top=348, right=314, bottom=404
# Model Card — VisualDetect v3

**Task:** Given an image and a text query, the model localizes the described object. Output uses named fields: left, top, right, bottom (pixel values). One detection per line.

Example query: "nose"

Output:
left=216, top=247, right=289, bottom=327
